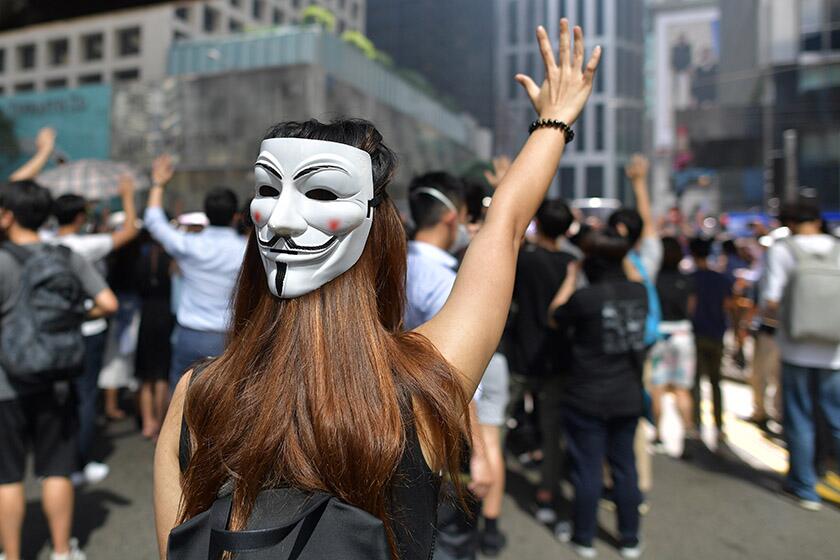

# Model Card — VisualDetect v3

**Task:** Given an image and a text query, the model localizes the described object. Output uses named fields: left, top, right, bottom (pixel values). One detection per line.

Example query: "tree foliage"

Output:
left=302, top=5, right=336, bottom=32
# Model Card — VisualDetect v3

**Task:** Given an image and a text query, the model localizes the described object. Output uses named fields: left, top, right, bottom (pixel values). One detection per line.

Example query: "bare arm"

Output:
left=416, top=21, right=601, bottom=398
left=154, top=370, right=192, bottom=558
left=87, top=288, right=119, bottom=319
left=625, top=154, right=655, bottom=240
left=547, top=262, right=579, bottom=328
left=9, top=128, right=55, bottom=181
left=110, top=175, right=140, bottom=250
left=467, top=401, right=492, bottom=498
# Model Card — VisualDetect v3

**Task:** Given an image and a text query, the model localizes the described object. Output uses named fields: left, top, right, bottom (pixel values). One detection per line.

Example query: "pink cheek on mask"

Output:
left=253, top=211, right=262, bottom=223
left=328, top=219, right=340, bottom=232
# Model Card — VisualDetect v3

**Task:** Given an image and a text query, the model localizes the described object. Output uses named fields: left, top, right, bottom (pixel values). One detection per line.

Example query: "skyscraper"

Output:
left=366, top=0, right=495, bottom=130
left=495, top=0, right=645, bottom=200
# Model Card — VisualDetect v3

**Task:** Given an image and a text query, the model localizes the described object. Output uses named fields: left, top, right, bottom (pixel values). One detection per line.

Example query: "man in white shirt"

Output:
left=763, top=200, right=840, bottom=511
left=46, top=176, right=140, bottom=486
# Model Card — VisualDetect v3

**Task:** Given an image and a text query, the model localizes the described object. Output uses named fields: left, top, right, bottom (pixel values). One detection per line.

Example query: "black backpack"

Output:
left=0, top=243, right=86, bottom=385
left=169, top=362, right=390, bottom=560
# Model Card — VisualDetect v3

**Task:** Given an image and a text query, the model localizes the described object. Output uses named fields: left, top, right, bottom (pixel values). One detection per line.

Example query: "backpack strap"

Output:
left=0, top=242, right=33, bottom=265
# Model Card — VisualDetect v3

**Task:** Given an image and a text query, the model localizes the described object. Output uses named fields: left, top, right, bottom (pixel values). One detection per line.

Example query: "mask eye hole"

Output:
left=305, top=188, right=338, bottom=201
left=258, top=185, right=280, bottom=197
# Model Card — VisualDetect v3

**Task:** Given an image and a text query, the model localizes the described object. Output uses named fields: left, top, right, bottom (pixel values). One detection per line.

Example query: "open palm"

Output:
left=515, top=20, right=601, bottom=126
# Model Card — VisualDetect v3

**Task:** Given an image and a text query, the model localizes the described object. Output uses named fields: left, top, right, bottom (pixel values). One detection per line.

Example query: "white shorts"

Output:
left=475, top=353, right=511, bottom=426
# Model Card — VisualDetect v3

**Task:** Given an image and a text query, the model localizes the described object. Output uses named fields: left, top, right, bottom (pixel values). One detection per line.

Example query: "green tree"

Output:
left=340, top=30, right=377, bottom=59
left=302, top=5, right=336, bottom=32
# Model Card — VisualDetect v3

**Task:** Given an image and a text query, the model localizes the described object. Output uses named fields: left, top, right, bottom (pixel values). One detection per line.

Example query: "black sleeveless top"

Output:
left=178, top=368, right=440, bottom=560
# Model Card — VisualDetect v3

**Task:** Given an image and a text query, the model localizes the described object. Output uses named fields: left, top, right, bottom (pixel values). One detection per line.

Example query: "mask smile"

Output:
left=257, top=233, right=339, bottom=255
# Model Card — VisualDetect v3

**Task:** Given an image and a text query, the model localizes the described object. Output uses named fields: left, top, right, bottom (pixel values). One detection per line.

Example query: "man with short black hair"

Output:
left=763, top=200, right=840, bottom=511
left=0, top=180, right=118, bottom=560
left=510, top=199, right=578, bottom=533
left=44, top=177, right=140, bottom=486
left=143, top=155, right=247, bottom=390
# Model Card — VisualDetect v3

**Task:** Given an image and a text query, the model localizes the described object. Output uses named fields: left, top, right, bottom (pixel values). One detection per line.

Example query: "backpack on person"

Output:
left=0, top=243, right=87, bottom=384
left=781, top=238, right=840, bottom=344
left=169, top=361, right=391, bottom=560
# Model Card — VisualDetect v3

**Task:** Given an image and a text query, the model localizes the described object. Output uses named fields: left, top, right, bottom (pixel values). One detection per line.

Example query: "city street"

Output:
left=20, top=379, right=840, bottom=560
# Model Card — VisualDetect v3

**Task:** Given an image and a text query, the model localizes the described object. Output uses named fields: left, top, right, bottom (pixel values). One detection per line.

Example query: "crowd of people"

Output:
left=0, top=20, right=838, bottom=560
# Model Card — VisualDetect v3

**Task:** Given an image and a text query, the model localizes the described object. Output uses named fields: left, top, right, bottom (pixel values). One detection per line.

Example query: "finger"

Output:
left=573, top=26, right=584, bottom=71
left=584, top=45, right=602, bottom=84
left=558, top=19, right=571, bottom=68
left=536, top=26, right=557, bottom=74
left=515, top=74, right=541, bottom=101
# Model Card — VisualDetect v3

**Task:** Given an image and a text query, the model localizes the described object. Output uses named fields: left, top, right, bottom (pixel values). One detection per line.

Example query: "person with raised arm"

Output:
left=8, top=128, right=56, bottom=182
left=154, top=20, right=600, bottom=560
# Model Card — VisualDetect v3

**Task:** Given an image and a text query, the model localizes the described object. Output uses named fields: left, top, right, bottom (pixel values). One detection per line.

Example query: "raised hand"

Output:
left=152, top=154, right=174, bottom=187
left=515, top=20, right=601, bottom=125
left=117, top=174, right=136, bottom=197
left=625, top=154, right=649, bottom=182
left=483, top=155, right=511, bottom=189
left=35, top=127, right=56, bottom=154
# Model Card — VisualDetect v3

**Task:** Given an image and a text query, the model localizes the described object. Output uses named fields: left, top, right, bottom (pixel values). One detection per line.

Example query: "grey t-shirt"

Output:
left=0, top=243, right=108, bottom=401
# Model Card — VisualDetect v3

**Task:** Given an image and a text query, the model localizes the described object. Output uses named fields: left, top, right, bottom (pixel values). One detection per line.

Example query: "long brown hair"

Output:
left=178, top=120, right=468, bottom=555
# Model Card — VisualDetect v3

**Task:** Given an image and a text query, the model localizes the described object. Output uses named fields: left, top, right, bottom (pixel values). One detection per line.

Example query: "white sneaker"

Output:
left=571, top=542, right=598, bottom=558
left=535, top=506, right=557, bottom=524
left=83, top=461, right=110, bottom=485
left=620, top=542, right=644, bottom=558
left=50, top=537, right=86, bottom=560
left=553, top=520, right=572, bottom=543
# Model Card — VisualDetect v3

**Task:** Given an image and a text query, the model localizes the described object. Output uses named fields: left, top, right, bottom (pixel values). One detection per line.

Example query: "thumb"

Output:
left=515, top=74, right=540, bottom=101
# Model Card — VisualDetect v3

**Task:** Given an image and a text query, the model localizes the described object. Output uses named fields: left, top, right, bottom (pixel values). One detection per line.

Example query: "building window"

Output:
left=508, top=53, right=519, bottom=99
left=230, top=19, right=244, bottom=32
left=595, top=103, right=604, bottom=151
left=508, top=1, right=518, bottom=44
left=173, top=30, right=189, bottom=42
left=113, top=68, right=140, bottom=82
left=78, top=73, right=102, bottom=85
left=0, top=49, right=5, bottom=74
left=560, top=166, right=576, bottom=199
left=559, top=0, right=567, bottom=18
left=595, top=47, right=604, bottom=92
left=801, top=0, right=840, bottom=51
left=585, top=166, right=604, bottom=197
left=81, top=33, right=104, bottom=61
left=595, top=0, right=604, bottom=35
left=45, top=78, right=68, bottom=90
left=525, top=52, right=536, bottom=81
left=351, top=1, right=359, bottom=19
left=576, top=109, right=586, bottom=151
left=293, top=0, right=301, bottom=8
left=338, top=20, right=346, bottom=33
left=15, top=82, right=36, bottom=93
left=230, top=0, right=241, bottom=7
left=253, top=0, right=265, bottom=20
left=116, top=27, right=141, bottom=57
left=48, top=38, right=69, bottom=66
left=577, top=0, right=585, bottom=29
left=204, top=6, right=220, bottom=32
left=175, top=6, right=190, bottom=20
left=0, top=86, right=4, bottom=96
left=526, top=0, right=538, bottom=37
left=17, top=44, right=36, bottom=71
left=273, top=8, right=284, bottom=24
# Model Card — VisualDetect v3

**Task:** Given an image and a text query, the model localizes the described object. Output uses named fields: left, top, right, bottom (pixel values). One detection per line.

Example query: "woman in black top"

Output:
left=153, top=21, right=602, bottom=560
left=548, top=232, right=647, bottom=558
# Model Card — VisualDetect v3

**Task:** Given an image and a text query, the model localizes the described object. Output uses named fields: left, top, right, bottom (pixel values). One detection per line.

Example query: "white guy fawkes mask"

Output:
left=250, top=138, right=382, bottom=298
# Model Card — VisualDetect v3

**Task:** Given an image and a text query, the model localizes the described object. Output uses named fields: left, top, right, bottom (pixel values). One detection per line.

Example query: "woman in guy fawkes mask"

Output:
left=154, top=20, right=601, bottom=560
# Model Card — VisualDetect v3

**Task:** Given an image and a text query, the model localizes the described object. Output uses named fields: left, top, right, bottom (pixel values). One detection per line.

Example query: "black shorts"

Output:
left=0, top=387, right=79, bottom=484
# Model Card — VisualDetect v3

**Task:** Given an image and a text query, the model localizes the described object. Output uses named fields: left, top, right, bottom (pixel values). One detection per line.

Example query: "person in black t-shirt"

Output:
left=510, top=199, right=578, bottom=525
left=650, top=237, right=698, bottom=457
left=548, top=232, right=646, bottom=558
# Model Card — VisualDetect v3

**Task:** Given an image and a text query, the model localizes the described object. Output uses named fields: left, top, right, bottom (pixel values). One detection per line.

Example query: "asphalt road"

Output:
left=18, top=380, right=840, bottom=560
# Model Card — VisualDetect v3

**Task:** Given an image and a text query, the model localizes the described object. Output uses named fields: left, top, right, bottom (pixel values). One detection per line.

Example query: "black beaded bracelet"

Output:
left=528, top=118, right=575, bottom=143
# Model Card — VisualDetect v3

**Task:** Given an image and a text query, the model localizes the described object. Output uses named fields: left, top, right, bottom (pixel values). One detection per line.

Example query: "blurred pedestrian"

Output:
left=689, top=237, right=734, bottom=444
left=8, top=127, right=56, bottom=182
left=134, top=231, right=175, bottom=440
left=650, top=237, right=698, bottom=457
left=549, top=231, right=646, bottom=559
left=47, top=176, right=140, bottom=486
left=510, top=199, right=578, bottom=528
left=0, top=180, right=117, bottom=560
left=762, top=200, right=840, bottom=511
left=143, top=155, right=247, bottom=391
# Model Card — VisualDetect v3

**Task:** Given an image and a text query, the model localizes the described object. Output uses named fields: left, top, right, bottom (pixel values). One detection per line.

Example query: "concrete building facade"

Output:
left=0, top=0, right=365, bottom=96
left=494, top=0, right=645, bottom=200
